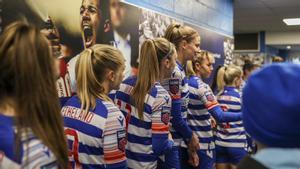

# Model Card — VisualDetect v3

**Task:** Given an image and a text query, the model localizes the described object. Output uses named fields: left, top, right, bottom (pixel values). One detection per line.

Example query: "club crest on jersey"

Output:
left=169, top=79, right=180, bottom=95
left=205, top=91, right=214, bottom=102
left=161, top=107, right=170, bottom=125
left=117, top=130, right=127, bottom=152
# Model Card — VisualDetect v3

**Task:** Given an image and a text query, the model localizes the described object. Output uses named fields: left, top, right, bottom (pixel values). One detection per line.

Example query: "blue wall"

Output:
left=278, top=49, right=289, bottom=59
left=266, top=46, right=289, bottom=59
left=259, top=31, right=266, bottom=53
left=266, top=46, right=279, bottom=56
left=124, top=0, right=233, bottom=37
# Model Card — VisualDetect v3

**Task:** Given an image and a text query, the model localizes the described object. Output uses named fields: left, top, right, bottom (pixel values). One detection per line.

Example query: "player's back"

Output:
left=115, top=76, right=171, bottom=169
left=187, top=75, right=215, bottom=149
left=0, top=114, right=58, bottom=169
left=62, top=96, right=126, bottom=169
left=216, top=86, right=246, bottom=148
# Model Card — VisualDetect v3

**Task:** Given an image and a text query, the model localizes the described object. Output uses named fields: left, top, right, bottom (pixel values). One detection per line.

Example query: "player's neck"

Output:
left=101, top=80, right=111, bottom=95
left=177, top=52, right=185, bottom=66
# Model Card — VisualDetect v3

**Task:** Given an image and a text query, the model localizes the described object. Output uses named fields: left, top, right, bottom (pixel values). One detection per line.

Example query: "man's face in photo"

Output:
left=80, top=0, right=101, bottom=48
left=109, top=0, right=126, bottom=29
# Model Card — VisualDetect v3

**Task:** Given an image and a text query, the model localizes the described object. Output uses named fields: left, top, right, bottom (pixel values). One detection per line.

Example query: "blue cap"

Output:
left=242, top=63, right=300, bottom=148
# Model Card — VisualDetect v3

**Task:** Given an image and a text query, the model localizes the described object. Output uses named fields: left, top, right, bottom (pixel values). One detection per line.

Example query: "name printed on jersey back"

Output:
left=62, top=106, right=94, bottom=124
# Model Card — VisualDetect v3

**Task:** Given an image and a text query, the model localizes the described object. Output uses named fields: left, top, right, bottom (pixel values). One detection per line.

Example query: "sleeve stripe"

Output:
left=152, top=124, right=169, bottom=132
left=104, top=153, right=126, bottom=161
left=171, top=95, right=181, bottom=99
left=206, top=101, right=219, bottom=110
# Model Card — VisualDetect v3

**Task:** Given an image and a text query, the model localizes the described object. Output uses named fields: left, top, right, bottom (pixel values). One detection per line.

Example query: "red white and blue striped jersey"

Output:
left=216, top=86, right=247, bottom=148
left=160, top=61, right=192, bottom=147
left=186, top=75, right=219, bottom=150
left=0, top=114, right=57, bottom=169
left=61, top=96, right=127, bottom=169
left=172, top=62, right=189, bottom=118
left=115, top=76, right=172, bottom=169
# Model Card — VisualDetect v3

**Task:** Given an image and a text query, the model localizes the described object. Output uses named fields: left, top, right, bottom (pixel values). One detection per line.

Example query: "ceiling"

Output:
left=234, top=0, right=300, bottom=33
left=234, top=0, right=300, bottom=52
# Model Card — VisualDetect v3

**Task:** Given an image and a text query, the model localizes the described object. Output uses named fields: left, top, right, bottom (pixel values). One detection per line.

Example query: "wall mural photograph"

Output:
left=2, top=1, right=299, bottom=169
left=1, top=0, right=233, bottom=94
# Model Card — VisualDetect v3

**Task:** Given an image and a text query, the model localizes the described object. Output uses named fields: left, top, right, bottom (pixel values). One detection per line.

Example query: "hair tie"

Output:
left=87, top=48, right=94, bottom=58
left=174, top=24, right=181, bottom=29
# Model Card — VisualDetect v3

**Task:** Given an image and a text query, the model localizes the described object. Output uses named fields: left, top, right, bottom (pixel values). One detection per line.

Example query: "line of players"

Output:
left=0, top=21, right=258, bottom=169
left=61, top=22, right=254, bottom=169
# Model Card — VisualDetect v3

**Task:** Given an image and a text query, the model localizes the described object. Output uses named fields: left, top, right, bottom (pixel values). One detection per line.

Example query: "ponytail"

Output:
left=186, top=60, right=196, bottom=77
left=216, top=65, right=243, bottom=92
left=76, top=44, right=124, bottom=115
left=223, top=65, right=243, bottom=85
left=132, top=38, right=175, bottom=120
left=216, top=66, right=226, bottom=92
left=164, top=23, right=198, bottom=49
left=132, top=40, right=160, bottom=119
left=185, top=50, right=208, bottom=77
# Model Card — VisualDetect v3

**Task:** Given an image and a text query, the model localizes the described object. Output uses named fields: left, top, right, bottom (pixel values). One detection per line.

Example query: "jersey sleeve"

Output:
left=151, top=93, right=173, bottom=156
left=161, top=75, right=193, bottom=142
left=199, top=84, right=242, bottom=123
left=199, top=84, right=219, bottom=110
left=103, top=105, right=127, bottom=169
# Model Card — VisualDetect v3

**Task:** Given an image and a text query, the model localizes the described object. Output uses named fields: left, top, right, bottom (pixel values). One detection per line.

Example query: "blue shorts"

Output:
left=157, top=146, right=180, bottom=169
left=246, top=135, right=257, bottom=154
left=215, top=145, right=247, bottom=164
left=179, top=147, right=215, bottom=169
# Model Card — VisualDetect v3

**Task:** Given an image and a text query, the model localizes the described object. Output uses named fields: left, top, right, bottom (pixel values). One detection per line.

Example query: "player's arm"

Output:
left=151, top=95, right=173, bottom=156
left=103, top=107, right=127, bottom=169
left=200, top=85, right=242, bottom=123
left=165, top=78, right=193, bottom=142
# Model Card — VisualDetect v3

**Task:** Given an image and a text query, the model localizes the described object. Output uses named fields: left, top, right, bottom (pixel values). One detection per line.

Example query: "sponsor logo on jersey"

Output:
left=118, top=115, right=124, bottom=126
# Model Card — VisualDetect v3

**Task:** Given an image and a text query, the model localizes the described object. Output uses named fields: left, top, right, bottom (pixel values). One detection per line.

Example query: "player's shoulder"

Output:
left=122, top=75, right=137, bottom=86
left=172, top=64, right=184, bottom=80
left=198, top=80, right=210, bottom=92
left=154, top=83, right=171, bottom=100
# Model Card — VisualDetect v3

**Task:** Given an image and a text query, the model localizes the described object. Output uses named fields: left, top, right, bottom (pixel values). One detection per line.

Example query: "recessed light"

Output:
left=287, top=45, right=291, bottom=49
left=283, top=18, right=300, bottom=26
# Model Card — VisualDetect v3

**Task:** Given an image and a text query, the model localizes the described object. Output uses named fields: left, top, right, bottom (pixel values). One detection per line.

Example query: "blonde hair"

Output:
left=272, top=56, right=284, bottom=63
left=216, top=67, right=226, bottom=92
left=132, top=38, right=175, bottom=119
left=217, top=65, right=243, bottom=90
left=186, top=50, right=211, bottom=77
left=76, top=44, right=124, bottom=114
left=0, top=21, right=68, bottom=168
left=164, top=23, right=199, bottom=49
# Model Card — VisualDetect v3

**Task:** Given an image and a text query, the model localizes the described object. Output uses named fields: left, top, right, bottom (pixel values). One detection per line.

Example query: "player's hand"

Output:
left=220, top=104, right=229, bottom=112
left=188, top=132, right=200, bottom=152
left=211, top=117, right=217, bottom=129
left=168, top=132, right=173, bottom=141
left=188, top=149, right=199, bottom=167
